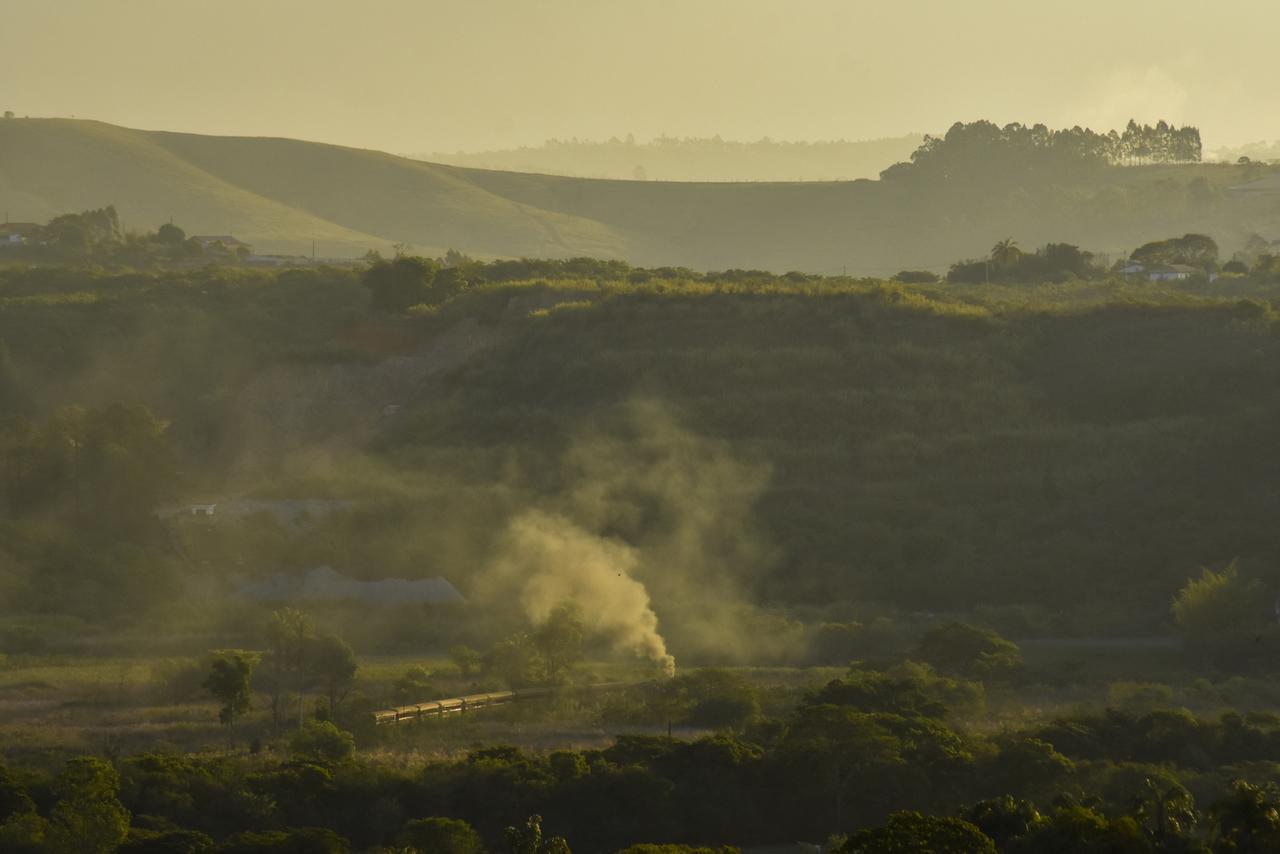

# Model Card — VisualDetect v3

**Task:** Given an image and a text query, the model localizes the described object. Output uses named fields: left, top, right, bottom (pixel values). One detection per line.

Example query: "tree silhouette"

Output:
left=990, top=238, right=1022, bottom=269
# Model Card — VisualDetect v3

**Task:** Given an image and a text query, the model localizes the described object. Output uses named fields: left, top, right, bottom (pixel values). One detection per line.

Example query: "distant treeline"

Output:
left=0, top=206, right=249, bottom=265
left=882, top=119, right=1202, bottom=185
left=8, top=663, right=1280, bottom=852
left=422, top=133, right=923, bottom=181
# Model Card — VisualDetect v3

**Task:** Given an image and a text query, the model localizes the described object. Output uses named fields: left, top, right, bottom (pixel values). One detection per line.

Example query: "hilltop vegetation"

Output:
left=3, top=117, right=1278, bottom=272
left=3, top=257, right=1280, bottom=641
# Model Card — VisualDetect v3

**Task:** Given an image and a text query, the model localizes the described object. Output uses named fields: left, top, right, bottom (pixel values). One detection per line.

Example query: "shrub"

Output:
left=842, top=811, right=996, bottom=853
left=910, top=623, right=1023, bottom=680
left=287, top=721, right=355, bottom=766
left=397, top=817, right=482, bottom=854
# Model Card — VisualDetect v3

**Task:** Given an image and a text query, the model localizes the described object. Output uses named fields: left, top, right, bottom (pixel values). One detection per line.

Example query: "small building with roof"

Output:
left=0, top=222, right=42, bottom=247
left=190, top=234, right=253, bottom=254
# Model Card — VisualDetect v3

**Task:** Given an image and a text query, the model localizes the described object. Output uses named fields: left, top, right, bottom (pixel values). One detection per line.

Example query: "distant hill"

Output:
left=1211, top=140, right=1280, bottom=163
left=2, top=118, right=1279, bottom=271
left=416, top=134, right=925, bottom=182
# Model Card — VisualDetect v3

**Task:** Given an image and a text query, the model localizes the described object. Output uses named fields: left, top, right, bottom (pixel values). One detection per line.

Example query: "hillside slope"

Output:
left=0, top=120, right=387, bottom=255
left=2, top=118, right=1278, bottom=269
left=4, top=267, right=1279, bottom=632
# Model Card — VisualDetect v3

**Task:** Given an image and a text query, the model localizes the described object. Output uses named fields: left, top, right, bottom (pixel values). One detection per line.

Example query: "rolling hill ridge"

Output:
left=2, top=118, right=1277, bottom=271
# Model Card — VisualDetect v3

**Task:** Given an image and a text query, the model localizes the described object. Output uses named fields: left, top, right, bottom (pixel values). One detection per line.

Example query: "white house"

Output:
left=0, top=223, right=41, bottom=247
left=1146, top=264, right=1200, bottom=282
left=1118, top=261, right=1202, bottom=282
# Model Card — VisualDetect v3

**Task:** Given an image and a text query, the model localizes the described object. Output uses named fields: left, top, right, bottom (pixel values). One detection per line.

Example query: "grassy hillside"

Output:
left=0, top=119, right=387, bottom=255
left=2, top=118, right=1279, bottom=270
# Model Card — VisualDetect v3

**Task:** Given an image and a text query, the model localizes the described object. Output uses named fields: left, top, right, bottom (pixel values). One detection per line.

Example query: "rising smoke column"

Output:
left=483, top=508, right=676, bottom=675
left=478, top=399, right=787, bottom=669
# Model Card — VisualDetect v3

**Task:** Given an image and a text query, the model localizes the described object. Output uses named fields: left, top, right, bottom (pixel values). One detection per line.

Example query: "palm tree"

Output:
left=990, top=238, right=1022, bottom=270
left=1134, top=777, right=1198, bottom=849
left=1211, top=780, right=1280, bottom=853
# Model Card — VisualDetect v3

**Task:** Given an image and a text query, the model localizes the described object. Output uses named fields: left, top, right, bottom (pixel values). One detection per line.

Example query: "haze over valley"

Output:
left=6, top=3, right=1280, bottom=853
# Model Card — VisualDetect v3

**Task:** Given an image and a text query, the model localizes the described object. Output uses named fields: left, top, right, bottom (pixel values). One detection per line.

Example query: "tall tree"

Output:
left=264, top=608, right=314, bottom=729
left=307, top=634, right=358, bottom=717
left=203, top=650, right=259, bottom=728
left=990, top=238, right=1022, bottom=269
left=532, top=603, right=585, bottom=685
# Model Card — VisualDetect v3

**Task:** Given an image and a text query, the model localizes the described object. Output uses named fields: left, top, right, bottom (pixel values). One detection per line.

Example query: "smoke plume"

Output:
left=483, top=509, right=675, bottom=675
left=480, top=399, right=789, bottom=670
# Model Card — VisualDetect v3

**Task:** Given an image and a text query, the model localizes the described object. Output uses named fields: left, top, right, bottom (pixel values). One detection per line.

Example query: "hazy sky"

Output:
left=3, top=0, right=1277, bottom=154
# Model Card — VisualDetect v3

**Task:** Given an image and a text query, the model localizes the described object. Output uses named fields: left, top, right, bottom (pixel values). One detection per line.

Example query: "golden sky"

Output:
left=3, top=0, right=1276, bottom=153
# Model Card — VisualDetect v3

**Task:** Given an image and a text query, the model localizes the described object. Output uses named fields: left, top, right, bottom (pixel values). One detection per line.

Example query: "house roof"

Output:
left=1124, top=261, right=1200, bottom=275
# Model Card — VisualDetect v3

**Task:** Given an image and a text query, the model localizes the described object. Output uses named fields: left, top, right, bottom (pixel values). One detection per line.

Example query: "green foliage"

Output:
left=449, top=645, right=484, bottom=678
left=1132, top=233, right=1219, bottom=269
left=486, top=632, right=539, bottom=688
left=306, top=634, right=358, bottom=716
left=118, top=827, right=216, bottom=853
left=1209, top=780, right=1280, bottom=853
left=397, top=817, right=482, bottom=854
left=807, top=663, right=981, bottom=718
left=883, top=119, right=1201, bottom=188
left=910, top=623, right=1022, bottom=681
left=1012, top=804, right=1151, bottom=854
left=664, top=670, right=761, bottom=729
left=1172, top=560, right=1268, bottom=650
left=964, top=797, right=1045, bottom=850
left=263, top=608, right=315, bottom=729
left=617, top=847, right=738, bottom=854
left=1132, top=777, right=1197, bottom=850
left=0, top=402, right=175, bottom=527
left=47, top=757, right=131, bottom=854
left=0, top=762, right=43, bottom=853
left=391, top=665, right=435, bottom=705
left=287, top=720, right=355, bottom=766
left=949, top=241, right=1099, bottom=284
left=988, top=739, right=1074, bottom=796
left=219, top=827, right=350, bottom=853
left=363, top=256, right=444, bottom=312
left=1106, top=681, right=1176, bottom=713
left=505, top=814, right=571, bottom=854
left=841, top=811, right=996, bottom=853
left=155, top=223, right=187, bottom=246
left=891, top=270, right=939, bottom=284
left=203, top=650, right=259, bottom=726
left=531, top=604, right=585, bottom=686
